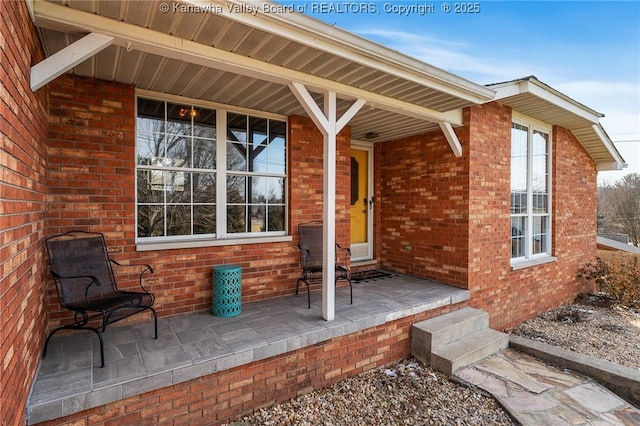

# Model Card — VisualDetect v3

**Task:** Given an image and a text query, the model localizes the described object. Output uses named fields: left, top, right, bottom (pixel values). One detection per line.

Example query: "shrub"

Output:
left=578, top=253, right=640, bottom=307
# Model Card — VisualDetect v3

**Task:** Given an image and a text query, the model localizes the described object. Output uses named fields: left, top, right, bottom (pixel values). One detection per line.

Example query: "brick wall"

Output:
left=34, top=303, right=463, bottom=426
left=376, top=103, right=598, bottom=330
left=0, top=1, right=50, bottom=425
left=466, top=104, right=597, bottom=329
left=375, top=122, right=470, bottom=288
left=45, top=78, right=351, bottom=327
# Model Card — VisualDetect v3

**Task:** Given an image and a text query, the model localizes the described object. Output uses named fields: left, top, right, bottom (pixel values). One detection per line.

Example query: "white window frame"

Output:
left=134, top=90, right=291, bottom=251
left=510, top=112, right=556, bottom=269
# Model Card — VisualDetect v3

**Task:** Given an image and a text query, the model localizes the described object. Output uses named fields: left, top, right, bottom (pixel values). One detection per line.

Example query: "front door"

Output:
left=350, top=143, right=373, bottom=261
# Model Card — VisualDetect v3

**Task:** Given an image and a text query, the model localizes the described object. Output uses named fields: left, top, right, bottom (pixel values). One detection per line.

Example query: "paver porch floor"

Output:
left=27, top=273, right=470, bottom=424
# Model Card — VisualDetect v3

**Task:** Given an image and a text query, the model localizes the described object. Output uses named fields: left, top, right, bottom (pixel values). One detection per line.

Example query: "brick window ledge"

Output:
left=136, top=235, right=292, bottom=251
left=510, top=256, right=557, bottom=271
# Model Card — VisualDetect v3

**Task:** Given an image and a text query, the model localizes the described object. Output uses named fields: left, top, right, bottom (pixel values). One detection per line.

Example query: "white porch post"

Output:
left=289, top=83, right=365, bottom=320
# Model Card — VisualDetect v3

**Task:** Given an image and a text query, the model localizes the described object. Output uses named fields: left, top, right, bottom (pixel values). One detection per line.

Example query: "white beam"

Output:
left=439, top=122, right=463, bottom=157
left=337, top=99, right=367, bottom=134
left=30, top=32, right=113, bottom=91
left=33, top=1, right=463, bottom=126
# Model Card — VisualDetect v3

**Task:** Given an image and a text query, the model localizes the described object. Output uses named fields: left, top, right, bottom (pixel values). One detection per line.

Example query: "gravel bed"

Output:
left=237, top=359, right=516, bottom=425
left=235, top=296, right=639, bottom=425
left=509, top=298, right=640, bottom=370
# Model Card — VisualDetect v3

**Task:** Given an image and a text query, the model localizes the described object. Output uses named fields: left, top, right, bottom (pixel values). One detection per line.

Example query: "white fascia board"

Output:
left=187, top=0, right=495, bottom=104
left=30, top=32, right=113, bottom=91
left=34, top=0, right=463, bottom=126
left=592, top=124, right=627, bottom=170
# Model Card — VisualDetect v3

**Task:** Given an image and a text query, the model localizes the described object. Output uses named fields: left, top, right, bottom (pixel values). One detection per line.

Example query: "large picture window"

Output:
left=510, top=118, right=551, bottom=262
left=136, top=96, right=287, bottom=242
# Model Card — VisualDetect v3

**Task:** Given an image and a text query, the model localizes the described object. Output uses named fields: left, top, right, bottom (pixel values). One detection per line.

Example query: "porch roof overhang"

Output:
left=30, top=0, right=496, bottom=144
left=488, top=76, right=627, bottom=172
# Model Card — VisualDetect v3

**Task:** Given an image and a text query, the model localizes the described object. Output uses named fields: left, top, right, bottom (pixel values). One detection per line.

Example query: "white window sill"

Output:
left=136, top=235, right=292, bottom=252
left=510, top=256, right=557, bottom=271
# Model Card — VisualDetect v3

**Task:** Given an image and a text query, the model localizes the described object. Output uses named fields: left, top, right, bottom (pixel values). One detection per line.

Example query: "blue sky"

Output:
left=294, top=1, right=640, bottom=184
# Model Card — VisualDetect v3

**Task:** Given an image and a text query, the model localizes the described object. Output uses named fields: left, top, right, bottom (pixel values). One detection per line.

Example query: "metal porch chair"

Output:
left=43, top=231, right=157, bottom=367
left=296, top=222, right=353, bottom=308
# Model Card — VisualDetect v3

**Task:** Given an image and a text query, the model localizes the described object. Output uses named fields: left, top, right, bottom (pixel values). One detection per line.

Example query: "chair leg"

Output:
left=150, top=307, right=158, bottom=339
left=296, top=278, right=311, bottom=309
left=43, top=326, right=105, bottom=368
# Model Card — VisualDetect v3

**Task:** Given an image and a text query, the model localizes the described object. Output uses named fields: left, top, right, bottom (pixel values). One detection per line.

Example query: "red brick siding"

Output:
left=34, top=303, right=465, bottom=426
left=467, top=105, right=597, bottom=329
left=0, top=1, right=50, bottom=425
left=375, top=121, right=470, bottom=288
left=376, top=103, right=597, bottom=329
left=45, top=79, right=351, bottom=327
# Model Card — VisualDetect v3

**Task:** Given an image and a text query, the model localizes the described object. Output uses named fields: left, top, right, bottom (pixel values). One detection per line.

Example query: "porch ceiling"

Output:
left=32, top=0, right=496, bottom=143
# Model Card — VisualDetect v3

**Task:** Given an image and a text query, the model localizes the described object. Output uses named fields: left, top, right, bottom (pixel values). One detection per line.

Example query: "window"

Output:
left=136, top=96, right=287, bottom=243
left=510, top=117, right=551, bottom=262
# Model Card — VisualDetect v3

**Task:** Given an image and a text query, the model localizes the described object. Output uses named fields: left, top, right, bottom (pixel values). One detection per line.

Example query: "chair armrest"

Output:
left=109, top=260, right=155, bottom=293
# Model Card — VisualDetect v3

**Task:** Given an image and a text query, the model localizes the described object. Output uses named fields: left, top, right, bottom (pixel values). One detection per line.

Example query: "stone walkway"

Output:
left=456, top=349, right=640, bottom=425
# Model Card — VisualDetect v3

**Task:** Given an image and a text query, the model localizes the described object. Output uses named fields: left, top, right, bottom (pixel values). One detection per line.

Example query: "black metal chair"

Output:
left=296, top=222, right=352, bottom=308
left=43, top=231, right=157, bottom=367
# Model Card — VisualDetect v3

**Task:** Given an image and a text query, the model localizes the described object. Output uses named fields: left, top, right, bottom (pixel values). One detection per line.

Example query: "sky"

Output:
left=290, top=0, right=640, bottom=185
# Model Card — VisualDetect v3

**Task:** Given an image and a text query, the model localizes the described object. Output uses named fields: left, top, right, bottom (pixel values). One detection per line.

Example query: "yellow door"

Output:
left=350, top=148, right=368, bottom=245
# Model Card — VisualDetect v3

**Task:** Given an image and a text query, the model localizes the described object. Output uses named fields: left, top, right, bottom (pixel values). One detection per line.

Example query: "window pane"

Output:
left=138, top=205, right=164, bottom=237
left=193, top=109, right=216, bottom=140
left=137, top=170, right=164, bottom=203
left=167, top=205, right=191, bottom=236
left=268, top=205, right=285, bottom=231
left=532, top=130, right=549, bottom=214
left=511, top=216, right=526, bottom=258
left=250, top=205, right=266, bottom=232
left=137, top=98, right=165, bottom=165
left=194, top=205, right=216, bottom=235
left=511, top=123, right=528, bottom=213
left=192, top=173, right=215, bottom=204
left=227, top=175, right=246, bottom=203
left=533, top=216, right=549, bottom=255
left=267, top=177, right=284, bottom=203
left=227, top=205, right=246, bottom=233
left=250, top=117, right=267, bottom=147
left=227, top=142, right=247, bottom=171
left=250, top=176, right=266, bottom=203
left=166, top=171, right=189, bottom=204
left=227, top=113, right=247, bottom=142
left=193, top=138, right=216, bottom=169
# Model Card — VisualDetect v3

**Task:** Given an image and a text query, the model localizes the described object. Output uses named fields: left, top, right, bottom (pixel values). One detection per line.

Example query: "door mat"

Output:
left=350, top=270, right=392, bottom=282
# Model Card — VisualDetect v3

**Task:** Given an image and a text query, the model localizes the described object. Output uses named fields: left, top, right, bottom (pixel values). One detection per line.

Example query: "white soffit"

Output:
left=32, top=1, right=497, bottom=134
left=489, top=77, right=626, bottom=171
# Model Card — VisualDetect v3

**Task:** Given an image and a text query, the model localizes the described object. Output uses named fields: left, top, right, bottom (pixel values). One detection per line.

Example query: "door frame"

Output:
left=350, top=140, right=374, bottom=261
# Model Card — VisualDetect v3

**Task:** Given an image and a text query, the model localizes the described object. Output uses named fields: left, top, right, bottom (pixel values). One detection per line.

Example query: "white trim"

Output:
left=510, top=255, right=557, bottom=271
left=350, top=140, right=374, bottom=261
left=591, top=124, right=627, bottom=171
left=33, top=1, right=464, bottom=127
left=136, top=235, right=292, bottom=252
left=134, top=93, right=288, bottom=243
left=510, top=115, right=553, bottom=261
left=30, top=32, right=113, bottom=91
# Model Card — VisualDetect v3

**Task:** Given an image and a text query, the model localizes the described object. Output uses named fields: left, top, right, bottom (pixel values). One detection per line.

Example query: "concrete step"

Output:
left=411, top=307, right=488, bottom=364
left=430, top=328, right=509, bottom=376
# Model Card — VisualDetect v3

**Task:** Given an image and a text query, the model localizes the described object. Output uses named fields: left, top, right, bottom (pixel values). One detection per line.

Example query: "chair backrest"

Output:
left=298, top=222, right=324, bottom=270
left=45, top=231, right=118, bottom=307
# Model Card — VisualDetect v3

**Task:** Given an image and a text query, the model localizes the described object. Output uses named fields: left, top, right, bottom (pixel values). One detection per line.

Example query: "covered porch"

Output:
left=27, top=275, right=469, bottom=424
